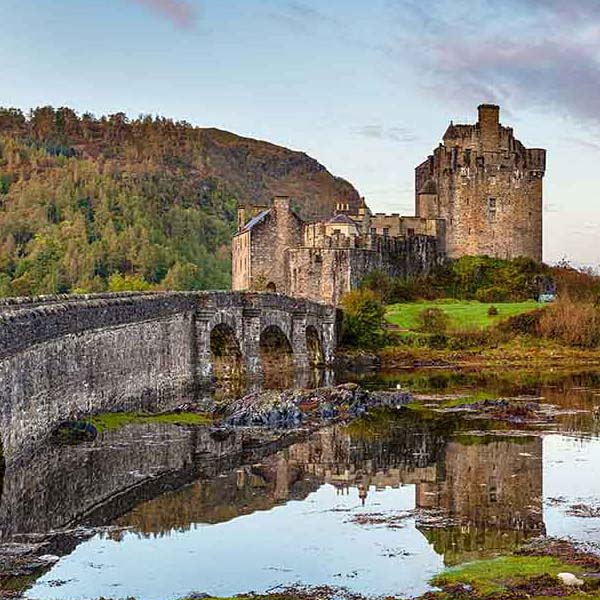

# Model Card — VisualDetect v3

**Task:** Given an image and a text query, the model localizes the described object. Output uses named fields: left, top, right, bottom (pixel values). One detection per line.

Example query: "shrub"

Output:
left=487, top=305, right=498, bottom=316
left=107, top=273, right=154, bottom=292
left=475, top=286, right=510, bottom=303
left=551, top=261, right=600, bottom=303
left=499, top=308, right=545, bottom=335
left=538, top=298, right=600, bottom=347
left=418, top=307, right=450, bottom=334
left=428, top=333, right=448, bottom=349
left=341, top=289, right=386, bottom=347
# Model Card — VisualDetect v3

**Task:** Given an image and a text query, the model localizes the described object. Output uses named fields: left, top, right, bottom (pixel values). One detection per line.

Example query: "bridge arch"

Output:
left=259, top=324, right=294, bottom=378
left=209, top=323, right=243, bottom=380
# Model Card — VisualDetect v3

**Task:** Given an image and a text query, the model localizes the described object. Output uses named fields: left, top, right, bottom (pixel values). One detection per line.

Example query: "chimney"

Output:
left=273, top=195, right=291, bottom=212
left=478, top=104, right=500, bottom=152
left=237, top=206, right=247, bottom=231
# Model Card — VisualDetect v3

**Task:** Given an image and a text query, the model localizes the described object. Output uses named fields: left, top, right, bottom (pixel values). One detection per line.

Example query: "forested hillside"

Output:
left=0, top=106, right=360, bottom=296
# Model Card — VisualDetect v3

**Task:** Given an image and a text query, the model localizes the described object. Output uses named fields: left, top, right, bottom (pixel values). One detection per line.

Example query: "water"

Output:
left=3, top=368, right=600, bottom=599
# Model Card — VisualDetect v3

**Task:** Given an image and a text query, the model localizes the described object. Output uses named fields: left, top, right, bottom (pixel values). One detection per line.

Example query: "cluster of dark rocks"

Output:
left=224, top=383, right=412, bottom=428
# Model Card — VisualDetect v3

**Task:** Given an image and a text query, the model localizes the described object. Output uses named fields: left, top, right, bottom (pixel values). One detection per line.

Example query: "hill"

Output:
left=0, top=106, right=361, bottom=296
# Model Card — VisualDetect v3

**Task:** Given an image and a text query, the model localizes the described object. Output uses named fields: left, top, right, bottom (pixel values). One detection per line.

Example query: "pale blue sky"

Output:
left=1, top=0, right=599, bottom=266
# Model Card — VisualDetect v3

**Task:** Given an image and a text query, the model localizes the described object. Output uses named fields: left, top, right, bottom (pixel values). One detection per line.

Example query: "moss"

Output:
left=88, top=411, right=211, bottom=432
left=431, top=555, right=583, bottom=596
left=439, top=391, right=497, bottom=408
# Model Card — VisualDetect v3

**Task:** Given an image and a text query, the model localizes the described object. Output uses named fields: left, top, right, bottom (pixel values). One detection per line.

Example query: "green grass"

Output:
left=385, top=299, right=540, bottom=332
left=88, top=411, right=212, bottom=432
left=431, top=555, right=583, bottom=595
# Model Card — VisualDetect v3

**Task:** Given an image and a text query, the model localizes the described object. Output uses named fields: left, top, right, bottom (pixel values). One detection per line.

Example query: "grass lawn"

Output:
left=385, top=299, right=540, bottom=332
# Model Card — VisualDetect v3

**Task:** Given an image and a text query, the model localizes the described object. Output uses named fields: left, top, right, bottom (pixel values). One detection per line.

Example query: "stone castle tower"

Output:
left=415, top=104, right=546, bottom=261
left=232, top=104, right=546, bottom=305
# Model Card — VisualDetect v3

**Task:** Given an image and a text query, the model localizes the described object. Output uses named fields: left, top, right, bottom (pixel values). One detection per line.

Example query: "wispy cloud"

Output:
left=128, top=0, right=199, bottom=30
left=385, top=0, right=600, bottom=125
left=353, top=125, right=417, bottom=144
left=266, top=1, right=338, bottom=33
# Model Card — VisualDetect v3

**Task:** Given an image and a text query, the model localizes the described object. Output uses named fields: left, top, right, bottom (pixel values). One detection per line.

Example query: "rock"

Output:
left=223, top=384, right=414, bottom=429
left=557, top=572, right=584, bottom=586
left=38, top=554, right=60, bottom=563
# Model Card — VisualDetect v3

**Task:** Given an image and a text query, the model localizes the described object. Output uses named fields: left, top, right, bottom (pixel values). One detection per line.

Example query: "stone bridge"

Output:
left=0, top=291, right=340, bottom=458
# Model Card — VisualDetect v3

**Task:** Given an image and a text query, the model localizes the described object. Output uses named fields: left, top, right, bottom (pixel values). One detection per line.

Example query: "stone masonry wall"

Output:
left=246, top=197, right=304, bottom=292
left=286, top=235, right=440, bottom=305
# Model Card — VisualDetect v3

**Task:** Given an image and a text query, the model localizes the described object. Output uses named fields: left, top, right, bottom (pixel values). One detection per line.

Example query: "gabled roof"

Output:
left=242, top=209, right=271, bottom=232
left=327, top=213, right=358, bottom=226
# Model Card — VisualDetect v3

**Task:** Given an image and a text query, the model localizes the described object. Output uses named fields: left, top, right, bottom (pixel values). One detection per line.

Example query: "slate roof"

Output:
left=242, top=209, right=271, bottom=232
left=327, top=213, right=358, bottom=226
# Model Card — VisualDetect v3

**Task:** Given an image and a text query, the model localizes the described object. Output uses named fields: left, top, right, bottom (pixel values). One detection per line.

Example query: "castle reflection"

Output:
left=107, top=412, right=544, bottom=564
left=0, top=401, right=547, bottom=568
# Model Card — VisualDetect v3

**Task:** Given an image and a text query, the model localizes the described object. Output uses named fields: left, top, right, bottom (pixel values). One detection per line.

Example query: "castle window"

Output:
left=488, top=197, right=497, bottom=221
left=407, top=228, right=415, bottom=237
left=383, top=227, right=390, bottom=237
left=370, top=227, right=376, bottom=235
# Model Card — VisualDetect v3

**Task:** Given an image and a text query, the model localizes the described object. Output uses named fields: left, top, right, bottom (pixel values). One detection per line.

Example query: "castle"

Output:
left=232, top=105, right=546, bottom=305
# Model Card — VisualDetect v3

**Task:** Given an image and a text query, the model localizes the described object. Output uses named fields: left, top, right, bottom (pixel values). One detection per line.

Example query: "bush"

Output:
left=475, top=286, right=510, bottom=303
left=499, top=308, right=545, bottom=335
left=487, top=305, right=499, bottom=316
left=538, top=298, right=600, bottom=347
left=428, top=333, right=448, bottom=349
left=341, top=289, right=386, bottom=347
left=418, top=307, right=450, bottom=334
left=551, top=261, right=600, bottom=303
left=107, top=273, right=154, bottom=292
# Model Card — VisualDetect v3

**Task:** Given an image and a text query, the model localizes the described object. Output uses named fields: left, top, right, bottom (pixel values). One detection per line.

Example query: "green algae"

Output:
left=87, top=411, right=211, bottom=432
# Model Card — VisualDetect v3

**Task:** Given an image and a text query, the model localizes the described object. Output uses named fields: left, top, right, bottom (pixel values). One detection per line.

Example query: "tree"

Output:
left=341, top=289, right=385, bottom=347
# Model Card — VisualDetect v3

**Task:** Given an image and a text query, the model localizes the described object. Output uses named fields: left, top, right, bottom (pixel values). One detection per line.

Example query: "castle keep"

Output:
left=416, top=104, right=546, bottom=260
left=232, top=105, right=546, bottom=305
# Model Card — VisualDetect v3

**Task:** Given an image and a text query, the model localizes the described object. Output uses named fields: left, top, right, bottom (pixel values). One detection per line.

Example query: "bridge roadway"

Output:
left=0, top=291, right=340, bottom=459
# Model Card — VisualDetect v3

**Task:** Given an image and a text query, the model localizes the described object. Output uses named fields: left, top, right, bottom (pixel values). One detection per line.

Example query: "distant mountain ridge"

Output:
left=0, top=106, right=361, bottom=296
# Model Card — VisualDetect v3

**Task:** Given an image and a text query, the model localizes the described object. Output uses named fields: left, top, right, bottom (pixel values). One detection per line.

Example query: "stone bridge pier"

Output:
left=0, top=291, right=341, bottom=459
left=192, top=292, right=338, bottom=384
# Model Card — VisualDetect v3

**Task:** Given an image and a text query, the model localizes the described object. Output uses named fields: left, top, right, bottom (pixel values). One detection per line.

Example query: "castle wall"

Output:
left=232, top=230, right=251, bottom=290
left=286, top=235, right=440, bottom=305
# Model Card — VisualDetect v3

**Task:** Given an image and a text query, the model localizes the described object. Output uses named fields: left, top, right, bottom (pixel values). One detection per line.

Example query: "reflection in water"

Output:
left=418, top=437, right=544, bottom=565
left=213, top=367, right=335, bottom=403
left=3, top=368, right=600, bottom=598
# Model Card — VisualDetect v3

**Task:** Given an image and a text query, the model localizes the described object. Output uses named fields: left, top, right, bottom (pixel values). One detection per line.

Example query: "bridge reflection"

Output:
left=0, top=409, right=544, bottom=568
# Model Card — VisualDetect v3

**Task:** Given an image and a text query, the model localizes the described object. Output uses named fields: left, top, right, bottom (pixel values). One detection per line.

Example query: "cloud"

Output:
left=386, top=0, right=600, bottom=126
left=266, top=1, right=337, bottom=33
left=128, top=0, right=199, bottom=29
left=354, top=125, right=417, bottom=143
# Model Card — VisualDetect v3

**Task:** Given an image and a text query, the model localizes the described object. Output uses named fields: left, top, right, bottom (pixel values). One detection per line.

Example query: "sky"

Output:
left=1, top=0, right=599, bottom=266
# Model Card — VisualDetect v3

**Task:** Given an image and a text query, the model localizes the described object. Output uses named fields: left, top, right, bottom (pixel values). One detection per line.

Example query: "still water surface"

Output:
left=3, top=368, right=600, bottom=599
